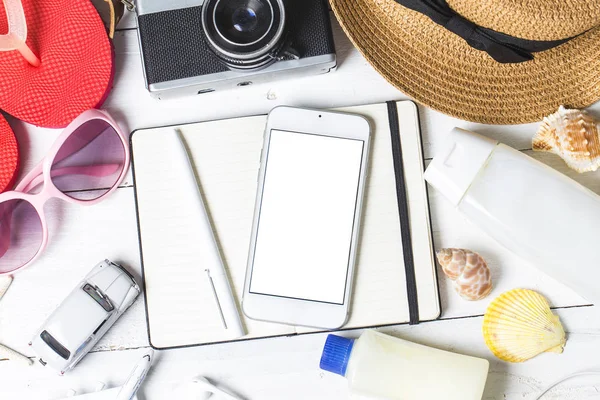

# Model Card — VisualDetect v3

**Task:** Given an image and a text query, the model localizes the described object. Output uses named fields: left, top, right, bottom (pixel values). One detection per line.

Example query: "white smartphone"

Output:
left=242, top=106, right=371, bottom=329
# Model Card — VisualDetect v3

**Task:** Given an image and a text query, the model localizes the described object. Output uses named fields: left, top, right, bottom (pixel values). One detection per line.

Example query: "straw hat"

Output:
left=330, top=0, right=600, bottom=124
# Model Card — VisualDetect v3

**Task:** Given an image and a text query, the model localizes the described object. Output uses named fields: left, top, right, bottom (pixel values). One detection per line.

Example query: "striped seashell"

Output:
left=436, top=248, right=492, bottom=301
left=533, top=106, right=600, bottom=173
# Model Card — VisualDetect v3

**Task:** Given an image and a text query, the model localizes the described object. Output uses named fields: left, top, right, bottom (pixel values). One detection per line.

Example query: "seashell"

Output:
left=533, top=106, right=600, bottom=173
left=436, top=248, right=492, bottom=301
left=483, top=289, right=566, bottom=363
left=0, top=276, right=12, bottom=302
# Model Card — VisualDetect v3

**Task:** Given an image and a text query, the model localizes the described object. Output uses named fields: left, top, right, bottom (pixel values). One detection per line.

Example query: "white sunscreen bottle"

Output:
left=425, top=128, right=600, bottom=305
left=320, top=330, right=489, bottom=400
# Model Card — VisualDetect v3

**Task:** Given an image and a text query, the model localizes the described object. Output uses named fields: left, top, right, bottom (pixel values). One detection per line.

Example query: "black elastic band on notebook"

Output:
left=387, top=101, right=419, bottom=325
left=394, top=0, right=571, bottom=63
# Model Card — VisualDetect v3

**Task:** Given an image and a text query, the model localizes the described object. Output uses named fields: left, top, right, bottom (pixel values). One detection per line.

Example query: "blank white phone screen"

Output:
left=249, top=129, right=365, bottom=304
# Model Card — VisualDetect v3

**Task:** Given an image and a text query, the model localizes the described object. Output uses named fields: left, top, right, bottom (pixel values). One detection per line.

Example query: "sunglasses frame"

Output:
left=0, top=109, right=129, bottom=275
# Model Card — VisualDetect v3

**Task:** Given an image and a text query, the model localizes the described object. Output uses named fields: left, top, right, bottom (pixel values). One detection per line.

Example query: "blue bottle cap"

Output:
left=319, top=334, right=355, bottom=376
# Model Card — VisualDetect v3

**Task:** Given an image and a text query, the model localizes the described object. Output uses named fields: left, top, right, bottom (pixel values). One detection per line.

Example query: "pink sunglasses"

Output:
left=0, top=109, right=129, bottom=275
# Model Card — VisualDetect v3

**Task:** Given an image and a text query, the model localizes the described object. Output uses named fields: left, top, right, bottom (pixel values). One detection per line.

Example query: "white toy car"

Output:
left=30, top=260, right=140, bottom=374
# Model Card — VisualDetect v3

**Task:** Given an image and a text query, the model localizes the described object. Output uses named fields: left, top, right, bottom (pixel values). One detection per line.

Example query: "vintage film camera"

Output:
left=135, top=0, right=337, bottom=98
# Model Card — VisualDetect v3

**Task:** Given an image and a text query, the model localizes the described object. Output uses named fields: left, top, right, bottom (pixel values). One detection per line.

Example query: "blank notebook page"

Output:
left=133, top=117, right=294, bottom=349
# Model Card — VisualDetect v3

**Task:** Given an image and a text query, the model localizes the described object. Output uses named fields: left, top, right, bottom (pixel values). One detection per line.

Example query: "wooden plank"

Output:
left=3, top=5, right=600, bottom=400
left=431, top=148, right=600, bottom=318
left=115, top=3, right=335, bottom=31
left=0, top=155, right=594, bottom=356
left=1, top=306, right=598, bottom=399
left=110, top=10, right=600, bottom=156
left=11, top=13, right=600, bottom=179
left=0, top=188, right=148, bottom=355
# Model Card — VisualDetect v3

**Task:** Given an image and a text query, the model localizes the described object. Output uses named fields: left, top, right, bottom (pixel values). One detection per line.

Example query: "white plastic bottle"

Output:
left=319, top=330, right=489, bottom=400
left=425, top=128, right=600, bottom=305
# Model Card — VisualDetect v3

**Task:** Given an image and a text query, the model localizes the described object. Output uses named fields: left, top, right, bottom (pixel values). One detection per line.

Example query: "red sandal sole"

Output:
left=0, top=115, right=19, bottom=193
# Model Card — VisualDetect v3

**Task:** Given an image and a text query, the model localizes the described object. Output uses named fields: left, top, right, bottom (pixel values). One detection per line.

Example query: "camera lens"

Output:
left=202, top=0, right=286, bottom=70
left=215, top=0, right=271, bottom=45
left=233, top=8, right=257, bottom=33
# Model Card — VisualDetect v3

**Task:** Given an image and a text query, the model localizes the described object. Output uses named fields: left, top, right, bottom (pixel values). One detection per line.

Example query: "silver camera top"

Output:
left=136, top=0, right=205, bottom=15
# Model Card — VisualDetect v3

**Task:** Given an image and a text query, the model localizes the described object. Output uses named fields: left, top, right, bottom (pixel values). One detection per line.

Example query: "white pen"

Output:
left=172, top=129, right=246, bottom=339
left=115, top=350, right=154, bottom=400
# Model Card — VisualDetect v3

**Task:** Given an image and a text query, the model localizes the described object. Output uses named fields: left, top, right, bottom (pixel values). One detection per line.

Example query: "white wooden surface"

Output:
left=1, top=10, right=600, bottom=400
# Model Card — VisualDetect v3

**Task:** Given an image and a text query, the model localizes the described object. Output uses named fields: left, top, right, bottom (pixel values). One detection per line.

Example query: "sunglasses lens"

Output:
left=0, top=199, right=43, bottom=274
left=51, top=119, right=126, bottom=201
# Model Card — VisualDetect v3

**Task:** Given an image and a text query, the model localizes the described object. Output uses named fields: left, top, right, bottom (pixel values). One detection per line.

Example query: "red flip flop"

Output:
left=0, top=114, right=19, bottom=193
left=0, top=0, right=114, bottom=128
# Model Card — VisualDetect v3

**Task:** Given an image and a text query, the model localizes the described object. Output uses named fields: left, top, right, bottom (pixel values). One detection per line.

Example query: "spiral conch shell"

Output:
left=533, top=106, right=600, bottom=173
left=483, top=289, right=566, bottom=363
left=436, top=248, right=492, bottom=301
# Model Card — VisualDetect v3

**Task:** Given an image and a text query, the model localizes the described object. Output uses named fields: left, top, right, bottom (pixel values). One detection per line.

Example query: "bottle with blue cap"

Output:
left=320, top=330, right=489, bottom=399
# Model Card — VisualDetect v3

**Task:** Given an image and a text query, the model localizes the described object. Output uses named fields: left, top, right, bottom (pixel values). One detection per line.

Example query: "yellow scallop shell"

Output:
left=483, top=289, right=566, bottom=363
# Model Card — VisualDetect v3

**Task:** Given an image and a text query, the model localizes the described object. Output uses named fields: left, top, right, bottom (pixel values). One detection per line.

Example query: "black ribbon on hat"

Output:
left=394, top=0, right=571, bottom=63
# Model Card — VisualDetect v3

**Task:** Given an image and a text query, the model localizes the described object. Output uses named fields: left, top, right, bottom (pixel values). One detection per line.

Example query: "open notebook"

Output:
left=131, top=100, right=440, bottom=349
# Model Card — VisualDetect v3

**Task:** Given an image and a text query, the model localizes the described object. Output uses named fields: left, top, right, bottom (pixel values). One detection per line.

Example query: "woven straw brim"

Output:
left=331, top=0, right=600, bottom=124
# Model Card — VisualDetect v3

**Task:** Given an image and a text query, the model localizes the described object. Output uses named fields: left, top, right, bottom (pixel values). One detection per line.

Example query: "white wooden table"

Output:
left=2, top=10, right=600, bottom=400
